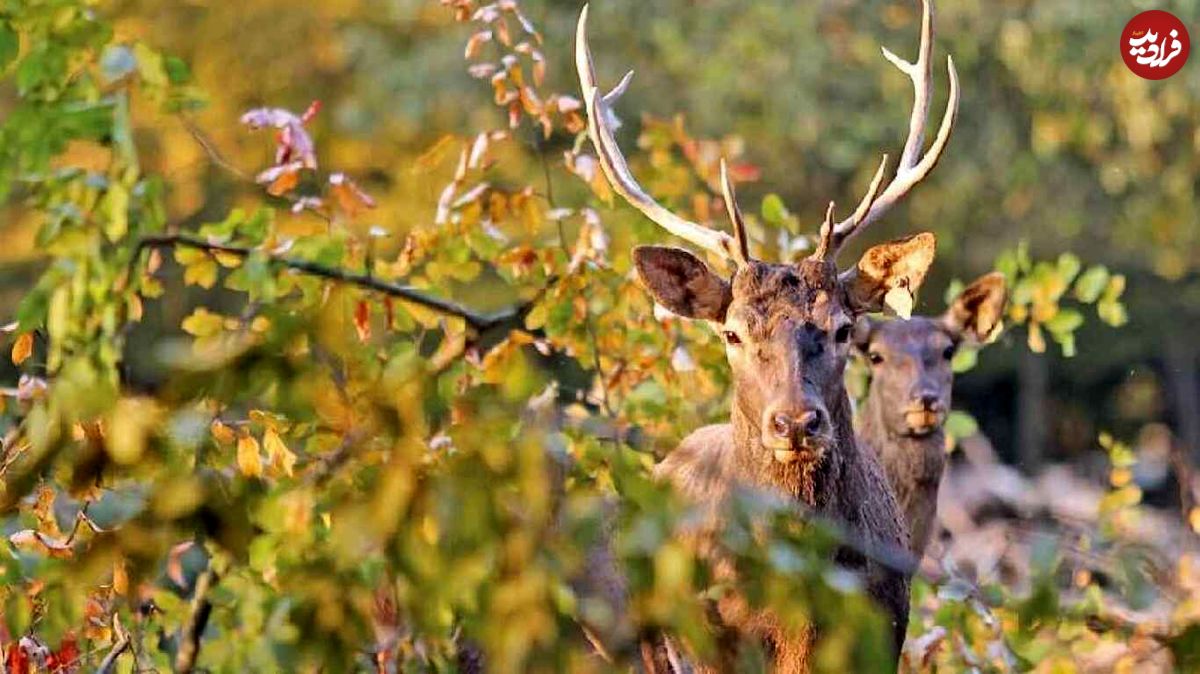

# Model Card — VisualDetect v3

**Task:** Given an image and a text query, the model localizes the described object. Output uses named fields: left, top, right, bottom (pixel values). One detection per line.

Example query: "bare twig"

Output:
left=179, top=115, right=333, bottom=223
left=179, top=115, right=250, bottom=181
left=132, top=234, right=523, bottom=332
left=94, top=614, right=131, bottom=674
left=174, top=568, right=216, bottom=674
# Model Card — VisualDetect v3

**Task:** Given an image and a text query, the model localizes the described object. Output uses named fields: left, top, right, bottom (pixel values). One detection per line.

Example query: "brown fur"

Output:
left=855, top=273, right=1007, bottom=557
left=638, top=248, right=937, bottom=672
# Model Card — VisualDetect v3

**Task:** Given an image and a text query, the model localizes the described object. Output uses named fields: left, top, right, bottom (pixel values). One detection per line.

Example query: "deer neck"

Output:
left=729, top=392, right=856, bottom=510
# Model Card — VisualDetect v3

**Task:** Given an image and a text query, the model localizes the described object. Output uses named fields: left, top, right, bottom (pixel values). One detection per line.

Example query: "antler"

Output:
left=576, top=5, right=750, bottom=267
left=814, top=0, right=960, bottom=261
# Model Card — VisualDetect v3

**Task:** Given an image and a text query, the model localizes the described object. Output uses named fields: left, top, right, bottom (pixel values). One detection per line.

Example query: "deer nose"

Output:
left=769, top=409, right=825, bottom=440
left=916, top=392, right=942, bottom=411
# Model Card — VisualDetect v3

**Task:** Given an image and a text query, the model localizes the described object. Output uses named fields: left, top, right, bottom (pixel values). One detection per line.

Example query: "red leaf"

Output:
left=727, top=161, right=762, bottom=182
left=47, top=633, right=79, bottom=672
left=5, top=644, right=30, bottom=674
left=354, top=300, right=371, bottom=343
left=300, top=99, right=322, bottom=124
left=384, top=297, right=395, bottom=329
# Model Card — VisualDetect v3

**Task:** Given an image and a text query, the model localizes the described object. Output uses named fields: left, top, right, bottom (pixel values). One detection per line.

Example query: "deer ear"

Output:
left=633, top=245, right=732, bottom=322
left=942, top=272, right=1007, bottom=343
left=840, top=232, right=937, bottom=316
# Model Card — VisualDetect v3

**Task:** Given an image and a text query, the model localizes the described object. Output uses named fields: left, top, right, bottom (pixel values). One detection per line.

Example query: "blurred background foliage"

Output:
left=0, top=0, right=1197, bottom=671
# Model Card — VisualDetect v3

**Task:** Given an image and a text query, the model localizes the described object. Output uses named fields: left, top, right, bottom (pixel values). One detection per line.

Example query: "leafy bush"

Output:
left=0, top=1, right=1191, bottom=673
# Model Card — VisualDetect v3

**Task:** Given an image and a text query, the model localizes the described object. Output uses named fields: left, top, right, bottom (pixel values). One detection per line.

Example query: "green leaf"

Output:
left=164, top=56, right=192, bottom=84
left=943, top=278, right=964, bottom=307
left=950, top=346, right=977, bottom=373
left=0, top=22, right=17, bottom=70
left=944, top=410, right=979, bottom=442
left=1073, top=265, right=1109, bottom=303
left=1168, top=624, right=1200, bottom=671
left=994, top=249, right=1019, bottom=281
left=1098, top=298, right=1128, bottom=327
left=1043, top=308, right=1083, bottom=336
left=760, top=193, right=788, bottom=226
left=240, top=208, right=273, bottom=244
left=1055, top=252, right=1081, bottom=285
left=104, top=183, right=130, bottom=241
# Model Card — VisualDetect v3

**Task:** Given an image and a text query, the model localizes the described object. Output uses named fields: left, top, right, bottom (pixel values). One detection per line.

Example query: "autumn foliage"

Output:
left=0, top=0, right=1195, bottom=673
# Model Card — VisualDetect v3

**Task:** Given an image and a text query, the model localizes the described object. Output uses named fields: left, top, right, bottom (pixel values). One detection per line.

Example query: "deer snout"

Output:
left=770, top=410, right=824, bottom=437
left=762, top=405, right=828, bottom=463
left=903, top=389, right=947, bottom=435
left=912, top=391, right=943, bottom=412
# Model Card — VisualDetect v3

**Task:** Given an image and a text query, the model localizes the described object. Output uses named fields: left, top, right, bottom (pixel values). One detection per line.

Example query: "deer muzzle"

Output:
left=903, top=392, right=946, bottom=436
left=762, top=406, right=829, bottom=464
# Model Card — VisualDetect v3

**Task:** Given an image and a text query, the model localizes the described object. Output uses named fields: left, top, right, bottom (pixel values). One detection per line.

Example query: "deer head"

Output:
left=855, top=272, right=1007, bottom=438
left=576, top=0, right=959, bottom=471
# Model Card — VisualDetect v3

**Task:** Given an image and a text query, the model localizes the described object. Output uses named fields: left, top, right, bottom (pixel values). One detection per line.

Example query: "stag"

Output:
left=854, top=272, right=1007, bottom=558
left=576, top=0, right=959, bottom=670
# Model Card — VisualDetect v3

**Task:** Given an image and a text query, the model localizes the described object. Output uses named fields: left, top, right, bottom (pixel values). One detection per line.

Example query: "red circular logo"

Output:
left=1121, top=10, right=1190, bottom=80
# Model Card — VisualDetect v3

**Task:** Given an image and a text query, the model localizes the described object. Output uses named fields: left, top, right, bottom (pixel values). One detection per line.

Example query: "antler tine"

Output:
left=719, top=159, right=751, bottom=266
left=823, top=0, right=960, bottom=257
left=812, top=201, right=837, bottom=260
left=576, top=5, right=743, bottom=265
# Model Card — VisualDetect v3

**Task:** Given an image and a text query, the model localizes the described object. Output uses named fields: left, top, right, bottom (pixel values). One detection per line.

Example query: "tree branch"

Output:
left=174, top=568, right=216, bottom=674
left=133, top=234, right=526, bottom=332
left=94, top=614, right=131, bottom=674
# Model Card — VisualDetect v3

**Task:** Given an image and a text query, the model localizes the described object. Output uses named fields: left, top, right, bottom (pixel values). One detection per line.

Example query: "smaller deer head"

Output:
left=855, top=272, right=1006, bottom=437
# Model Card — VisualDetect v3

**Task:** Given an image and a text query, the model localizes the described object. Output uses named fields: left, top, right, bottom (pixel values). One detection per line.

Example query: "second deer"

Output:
left=854, top=272, right=1007, bottom=558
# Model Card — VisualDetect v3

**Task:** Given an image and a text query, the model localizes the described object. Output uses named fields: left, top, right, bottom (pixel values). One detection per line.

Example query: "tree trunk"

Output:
left=1017, top=348, right=1048, bottom=473
left=1165, top=333, right=1200, bottom=464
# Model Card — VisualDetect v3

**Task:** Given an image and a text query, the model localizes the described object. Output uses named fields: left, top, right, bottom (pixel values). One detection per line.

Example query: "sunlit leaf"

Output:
left=237, top=433, right=264, bottom=478
left=11, top=332, right=33, bottom=365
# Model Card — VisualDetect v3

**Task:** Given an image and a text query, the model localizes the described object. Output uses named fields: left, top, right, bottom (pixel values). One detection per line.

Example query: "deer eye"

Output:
left=942, top=345, right=956, bottom=361
left=834, top=324, right=852, bottom=344
left=868, top=351, right=884, bottom=365
left=722, top=330, right=742, bottom=346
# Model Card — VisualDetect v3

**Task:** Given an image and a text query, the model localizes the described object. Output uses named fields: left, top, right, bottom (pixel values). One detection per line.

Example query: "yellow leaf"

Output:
left=11, top=332, right=33, bottom=365
left=263, top=428, right=296, bottom=477
left=237, top=434, right=263, bottom=478
left=181, top=308, right=225, bottom=337
left=183, top=257, right=218, bottom=289
left=127, top=294, right=144, bottom=322
left=113, top=558, right=129, bottom=595
left=210, top=419, right=235, bottom=445
left=397, top=299, right=442, bottom=329
left=213, top=251, right=243, bottom=269
left=105, top=397, right=161, bottom=465
left=1027, top=322, right=1046, bottom=353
